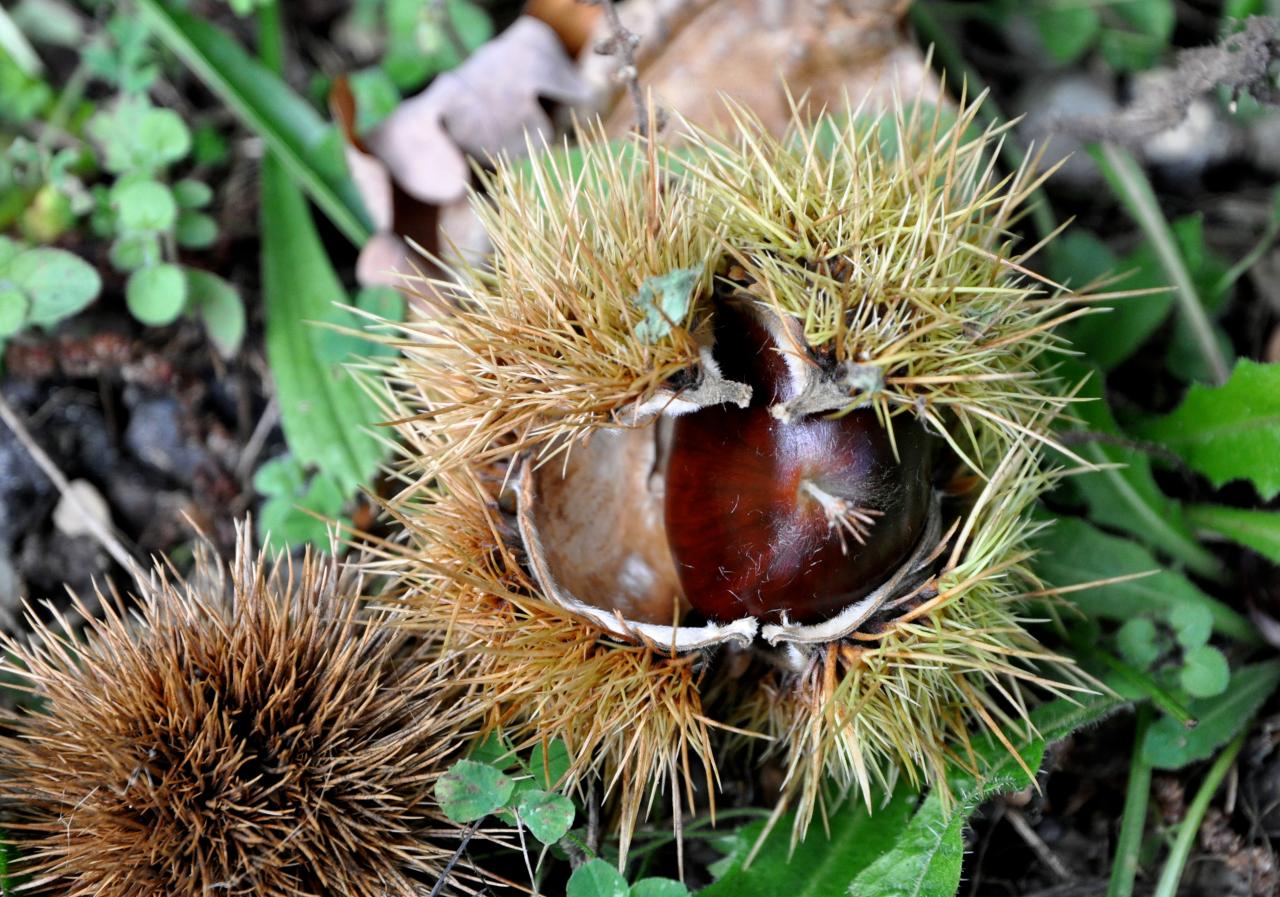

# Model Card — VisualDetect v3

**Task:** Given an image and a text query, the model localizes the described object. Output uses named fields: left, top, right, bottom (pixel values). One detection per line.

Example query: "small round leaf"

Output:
left=566, top=859, right=628, bottom=897
left=113, top=179, right=177, bottom=233
left=126, top=264, right=187, bottom=326
left=7, top=248, right=101, bottom=326
left=186, top=269, right=245, bottom=358
left=435, top=760, right=514, bottom=823
left=631, top=879, right=691, bottom=897
left=1180, top=645, right=1230, bottom=698
left=109, top=232, right=161, bottom=272
left=1115, top=617, right=1161, bottom=669
left=516, top=789, right=575, bottom=845
left=137, top=108, right=192, bottom=169
left=176, top=212, right=218, bottom=250
left=173, top=179, right=213, bottom=209
left=1170, top=603, right=1213, bottom=649
left=0, top=288, right=31, bottom=336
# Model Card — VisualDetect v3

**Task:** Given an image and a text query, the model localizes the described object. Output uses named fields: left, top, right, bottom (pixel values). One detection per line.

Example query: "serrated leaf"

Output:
left=260, top=153, right=386, bottom=494
left=1032, top=518, right=1255, bottom=643
left=435, top=759, right=515, bottom=823
left=849, top=696, right=1126, bottom=897
left=566, top=859, right=629, bottom=897
left=1137, top=360, right=1280, bottom=500
left=136, top=0, right=372, bottom=244
left=6, top=247, right=101, bottom=326
left=1050, top=357, right=1221, bottom=577
left=1179, top=645, right=1230, bottom=698
left=1186, top=504, right=1280, bottom=564
left=632, top=266, right=701, bottom=343
left=630, top=879, right=689, bottom=897
left=1143, top=661, right=1280, bottom=769
left=186, top=269, right=244, bottom=358
left=126, top=262, right=187, bottom=325
left=516, top=789, right=574, bottom=845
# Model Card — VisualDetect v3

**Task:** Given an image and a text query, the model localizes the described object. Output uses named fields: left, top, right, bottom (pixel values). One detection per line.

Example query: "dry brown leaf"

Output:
left=525, top=0, right=605, bottom=57
left=583, top=0, right=938, bottom=138
left=332, top=16, right=590, bottom=290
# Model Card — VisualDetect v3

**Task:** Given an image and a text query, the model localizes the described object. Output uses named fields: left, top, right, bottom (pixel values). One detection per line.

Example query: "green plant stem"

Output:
left=1092, top=142, right=1230, bottom=385
left=257, top=0, right=284, bottom=75
left=1213, top=209, right=1280, bottom=297
left=1152, top=730, right=1246, bottom=897
left=909, top=2, right=1058, bottom=243
left=1107, top=706, right=1153, bottom=897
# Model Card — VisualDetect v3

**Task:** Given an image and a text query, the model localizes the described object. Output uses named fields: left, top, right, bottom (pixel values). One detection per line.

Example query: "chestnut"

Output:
left=664, top=303, right=935, bottom=624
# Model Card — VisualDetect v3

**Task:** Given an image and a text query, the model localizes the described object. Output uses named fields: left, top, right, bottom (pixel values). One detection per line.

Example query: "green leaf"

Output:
left=0, top=287, right=29, bottom=336
left=186, top=269, right=244, bottom=358
left=632, top=266, right=702, bottom=343
left=5, top=247, right=101, bottom=326
left=383, top=0, right=492, bottom=89
left=467, top=730, right=517, bottom=768
left=254, top=454, right=349, bottom=549
left=566, top=859, right=629, bottom=897
left=435, top=759, right=515, bottom=823
left=173, top=178, right=212, bottom=209
left=1098, top=0, right=1175, bottom=71
left=1179, top=645, right=1230, bottom=698
left=1031, top=518, right=1256, bottom=644
left=1034, top=3, right=1100, bottom=65
left=850, top=696, right=1126, bottom=897
left=1137, top=360, right=1280, bottom=500
left=630, top=879, right=690, bottom=897
left=529, top=739, right=571, bottom=790
left=700, top=787, right=918, bottom=897
left=1185, top=504, right=1280, bottom=564
left=175, top=211, right=218, bottom=249
left=1143, top=661, right=1280, bottom=769
left=516, top=789, right=575, bottom=845
left=136, top=0, right=372, bottom=245
left=1049, top=357, right=1222, bottom=579
left=1116, top=617, right=1161, bottom=669
left=260, top=153, right=386, bottom=493
left=126, top=263, right=187, bottom=325
left=1169, top=603, right=1212, bottom=650
left=113, top=179, right=177, bottom=232
left=109, top=232, right=161, bottom=272
left=346, top=66, right=400, bottom=133
left=87, top=99, right=191, bottom=174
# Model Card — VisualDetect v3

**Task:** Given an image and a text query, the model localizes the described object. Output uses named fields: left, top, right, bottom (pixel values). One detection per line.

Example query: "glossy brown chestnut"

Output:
left=663, top=303, right=934, bottom=624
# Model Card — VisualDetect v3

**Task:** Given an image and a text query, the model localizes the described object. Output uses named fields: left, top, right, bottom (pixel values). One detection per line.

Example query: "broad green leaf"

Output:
left=6, top=247, right=101, bottom=326
left=631, top=880, right=690, bottom=897
left=126, top=263, right=187, bottom=325
left=435, top=759, right=514, bottom=823
left=699, top=787, right=918, bottom=896
left=113, top=178, right=177, bottom=232
left=136, top=0, right=372, bottom=245
left=1143, top=660, right=1280, bottom=769
left=186, top=269, right=244, bottom=358
left=1034, top=3, right=1100, bottom=65
left=850, top=695, right=1126, bottom=897
left=566, top=859, right=629, bottom=897
left=632, top=266, right=702, bottom=343
left=1179, top=645, right=1230, bottom=698
left=1032, top=518, right=1255, bottom=644
left=1186, top=504, right=1280, bottom=564
left=346, top=66, right=400, bottom=133
left=516, top=789, right=574, bottom=845
left=0, top=287, right=28, bottom=336
left=1098, top=0, right=1175, bottom=71
left=1137, top=360, right=1280, bottom=500
left=260, top=153, right=386, bottom=493
left=1115, top=617, right=1161, bottom=669
left=1050, top=357, right=1221, bottom=578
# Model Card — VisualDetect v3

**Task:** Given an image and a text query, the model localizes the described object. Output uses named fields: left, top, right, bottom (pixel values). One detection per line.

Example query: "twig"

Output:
left=588, top=0, right=660, bottom=137
left=236, top=396, right=280, bottom=483
left=0, top=391, right=145, bottom=587
left=428, top=820, right=481, bottom=897
left=1006, top=807, right=1074, bottom=882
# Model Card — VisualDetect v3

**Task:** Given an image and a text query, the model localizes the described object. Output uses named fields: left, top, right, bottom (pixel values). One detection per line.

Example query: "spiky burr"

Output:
left=0, top=530, right=482, bottom=897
